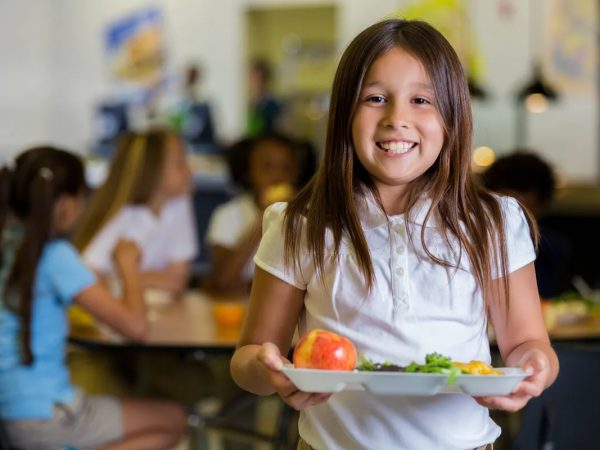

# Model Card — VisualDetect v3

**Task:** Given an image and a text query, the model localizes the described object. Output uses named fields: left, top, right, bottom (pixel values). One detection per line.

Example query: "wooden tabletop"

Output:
left=70, top=290, right=600, bottom=352
left=69, top=290, right=247, bottom=352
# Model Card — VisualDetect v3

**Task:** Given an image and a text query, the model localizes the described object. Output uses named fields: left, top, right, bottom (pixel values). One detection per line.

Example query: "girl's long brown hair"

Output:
left=72, top=129, right=175, bottom=252
left=0, top=147, right=86, bottom=365
left=284, top=19, right=537, bottom=306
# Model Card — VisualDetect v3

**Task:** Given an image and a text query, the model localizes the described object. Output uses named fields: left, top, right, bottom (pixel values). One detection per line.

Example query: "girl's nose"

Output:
left=381, top=102, right=410, bottom=129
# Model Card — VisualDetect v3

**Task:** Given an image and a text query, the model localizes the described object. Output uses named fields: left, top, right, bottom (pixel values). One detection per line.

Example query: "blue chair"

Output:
left=191, top=184, right=233, bottom=278
left=513, top=344, right=600, bottom=450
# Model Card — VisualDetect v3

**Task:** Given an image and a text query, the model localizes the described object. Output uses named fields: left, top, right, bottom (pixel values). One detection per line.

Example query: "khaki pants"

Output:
left=297, top=437, right=493, bottom=450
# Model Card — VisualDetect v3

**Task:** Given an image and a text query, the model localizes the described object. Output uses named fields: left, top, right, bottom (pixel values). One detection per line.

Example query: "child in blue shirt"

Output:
left=0, top=147, right=187, bottom=449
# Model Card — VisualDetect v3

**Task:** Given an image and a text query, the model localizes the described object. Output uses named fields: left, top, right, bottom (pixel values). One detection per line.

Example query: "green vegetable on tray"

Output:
left=405, top=352, right=464, bottom=384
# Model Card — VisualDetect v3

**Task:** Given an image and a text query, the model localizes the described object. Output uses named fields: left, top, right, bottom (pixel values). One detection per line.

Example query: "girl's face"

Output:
left=248, top=140, right=299, bottom=192
left=53, top=191, right=87, bottom=235
left=351, top=46, right=445, bottom=198
left=158, top=135, right=193, bottom=199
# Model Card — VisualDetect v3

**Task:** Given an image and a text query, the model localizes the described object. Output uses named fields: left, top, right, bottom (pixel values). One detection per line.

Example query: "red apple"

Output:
left=293, top=329, right=357, bottom=371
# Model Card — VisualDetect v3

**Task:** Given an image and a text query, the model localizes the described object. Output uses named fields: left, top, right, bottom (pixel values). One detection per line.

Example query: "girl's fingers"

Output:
left=257, top=342, right=285, bottom=371
left=475, top=379, right=544, bottom=412
left=475, top=395, right=526, bottom=412
left=254, top=342, right=332, bottom=410
left=510, top=379, right=544, bottom=398
left=283, top=391, right=332, bottom=410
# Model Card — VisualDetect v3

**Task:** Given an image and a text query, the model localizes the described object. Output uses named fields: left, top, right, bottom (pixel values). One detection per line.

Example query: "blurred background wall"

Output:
left=0, top=0, right=597, bottom=182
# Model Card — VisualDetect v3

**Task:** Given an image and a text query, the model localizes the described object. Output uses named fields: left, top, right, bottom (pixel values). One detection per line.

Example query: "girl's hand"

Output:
left=475, top=349, right=550, bottom=412
left=113, top=239, right=141, bottom=274
left=255, top=342, right=332, bottom=410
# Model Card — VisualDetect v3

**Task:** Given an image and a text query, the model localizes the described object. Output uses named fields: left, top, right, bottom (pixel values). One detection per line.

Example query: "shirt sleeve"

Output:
left=253, top=202, right=309, bottom=290
left=205, top=202, right=238, bottom=248
left=81, top=213, right=122, bottom=274
left=165, top=196, right=199, bottom=263
left=43, top=240, right=96, bottom=305
left=495, top=196, right=537, bottom=278
left=205, top=198, right=253, bottom=249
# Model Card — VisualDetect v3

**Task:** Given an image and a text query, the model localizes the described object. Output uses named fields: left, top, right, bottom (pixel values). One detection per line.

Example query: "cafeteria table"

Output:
left=69, top=290, right=297, bottom=450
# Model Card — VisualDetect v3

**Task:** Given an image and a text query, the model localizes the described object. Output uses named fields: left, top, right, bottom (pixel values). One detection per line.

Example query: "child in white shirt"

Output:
left=73, top=129, right=198, bottom=295
left=206, top=134, right=303, bottom=293
left=231, top=19, right=559, bottom=450
left=70, top=129, right=198, bottom=399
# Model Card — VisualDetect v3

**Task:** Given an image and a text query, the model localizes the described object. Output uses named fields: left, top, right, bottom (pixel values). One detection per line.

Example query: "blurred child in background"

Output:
left=246, top=59, right=283, bottom=137
left=73, top=128, right=198, bottom=295
left=205, top=133, right=315, bottom=294
left=481, top=151, right=572, bottom=298
left=0, top=147, right=186, bottom=450
left=69, top=129, right=199, bottom=398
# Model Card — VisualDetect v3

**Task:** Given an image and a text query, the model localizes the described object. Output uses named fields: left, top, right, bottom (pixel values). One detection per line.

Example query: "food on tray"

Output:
left=293, top=329, right=357, bottom=371
left=359, top=352, right=504, bottom=378
left=452, top=360, right=504, bottom=375
left=404, top=353, right=463, bottom=382
left=357, top=356, right=404, bottom=372
left=263, top=183, right=294, bottom=205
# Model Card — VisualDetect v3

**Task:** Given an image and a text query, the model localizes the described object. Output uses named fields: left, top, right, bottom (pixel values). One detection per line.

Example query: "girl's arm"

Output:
left=140, top=261, right=190, bottom=295
left=484, top=262, right=559, bottom=411
left=74, top=240, right=148, bottom=341
left=208, top=220, right=262, bottom=292
left=231, top=267, right=331, bottom=410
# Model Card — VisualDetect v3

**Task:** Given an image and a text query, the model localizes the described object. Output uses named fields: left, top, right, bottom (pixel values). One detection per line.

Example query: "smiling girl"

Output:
left=231, top=20, right=558, bottom=450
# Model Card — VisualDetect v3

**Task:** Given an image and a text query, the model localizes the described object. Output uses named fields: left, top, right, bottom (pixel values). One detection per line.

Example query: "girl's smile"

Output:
left=376, top=139, right=418, bottom=156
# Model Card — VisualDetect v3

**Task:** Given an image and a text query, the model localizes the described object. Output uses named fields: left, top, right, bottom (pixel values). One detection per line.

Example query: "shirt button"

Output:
left=395, top=267, right=404, bottom=277
left=398, top=291, right=408, bottom=302
left=396, top=245, right=405, bottom=254
left=394, top=223, right=405, bottom=233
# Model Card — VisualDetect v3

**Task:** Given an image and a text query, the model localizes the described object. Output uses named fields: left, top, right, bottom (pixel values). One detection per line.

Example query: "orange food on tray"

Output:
left=452, top=360, right=504, bottom=375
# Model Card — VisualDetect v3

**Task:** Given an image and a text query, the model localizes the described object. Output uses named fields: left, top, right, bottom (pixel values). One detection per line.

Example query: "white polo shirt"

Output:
left=254, top=195, right=535, bottom=450
left=83, top=195, right=198, bottom=274
left=205, top=194, right=260, bottom=282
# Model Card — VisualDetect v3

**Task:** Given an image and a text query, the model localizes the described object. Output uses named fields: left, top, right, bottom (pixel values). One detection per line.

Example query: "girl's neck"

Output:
left=147, top=195, right=167, bottom=216
left=375, top=184, right=410, bottom=216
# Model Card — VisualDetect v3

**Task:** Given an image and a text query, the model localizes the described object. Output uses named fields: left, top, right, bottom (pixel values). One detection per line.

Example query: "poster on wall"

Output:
left=546, top=0, right=597, bottom=96
left=104, top=7, right=165, bottom=105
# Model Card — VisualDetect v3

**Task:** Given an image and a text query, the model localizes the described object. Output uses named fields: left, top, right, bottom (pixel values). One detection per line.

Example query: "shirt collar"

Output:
left=358, top=191, right=440, bottom=230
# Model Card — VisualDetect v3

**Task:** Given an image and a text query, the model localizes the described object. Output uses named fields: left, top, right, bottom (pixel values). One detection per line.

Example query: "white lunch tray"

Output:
left=281, top=365, right=529, bottom=396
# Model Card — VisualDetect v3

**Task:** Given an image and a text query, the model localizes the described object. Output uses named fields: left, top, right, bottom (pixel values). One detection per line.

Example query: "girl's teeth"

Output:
left=380, top=141, right=414, bottom=154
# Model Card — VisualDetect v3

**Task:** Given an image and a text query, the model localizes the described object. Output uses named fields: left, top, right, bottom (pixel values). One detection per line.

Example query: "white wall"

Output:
left=0, top=1, right=56, bottom=159
left=0, top=0, right=597, bottom=181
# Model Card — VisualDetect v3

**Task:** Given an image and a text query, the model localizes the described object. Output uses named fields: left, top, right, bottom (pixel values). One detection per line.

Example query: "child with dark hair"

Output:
left=481, top=151, right=556, bottom=217
left=482, top=151, right=572, bottom=298
left=206, top=133, right=314, bottom=293
left=0, top=147, right=186, bottom=450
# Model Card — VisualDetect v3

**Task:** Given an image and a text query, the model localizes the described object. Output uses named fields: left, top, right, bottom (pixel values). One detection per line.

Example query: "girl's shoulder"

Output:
left=43, top=239, right=81, bottom=262
left=213, top=193, right=259, bottom=222
left=485, top=194, right=526, bottom=224
left=261, top=201, right=289, bottom=229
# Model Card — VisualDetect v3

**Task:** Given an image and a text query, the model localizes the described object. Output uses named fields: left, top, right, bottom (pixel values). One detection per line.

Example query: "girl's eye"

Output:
left=413, top=97, right=431, bottom=105
left=366, top=95, right=386, bottom=104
